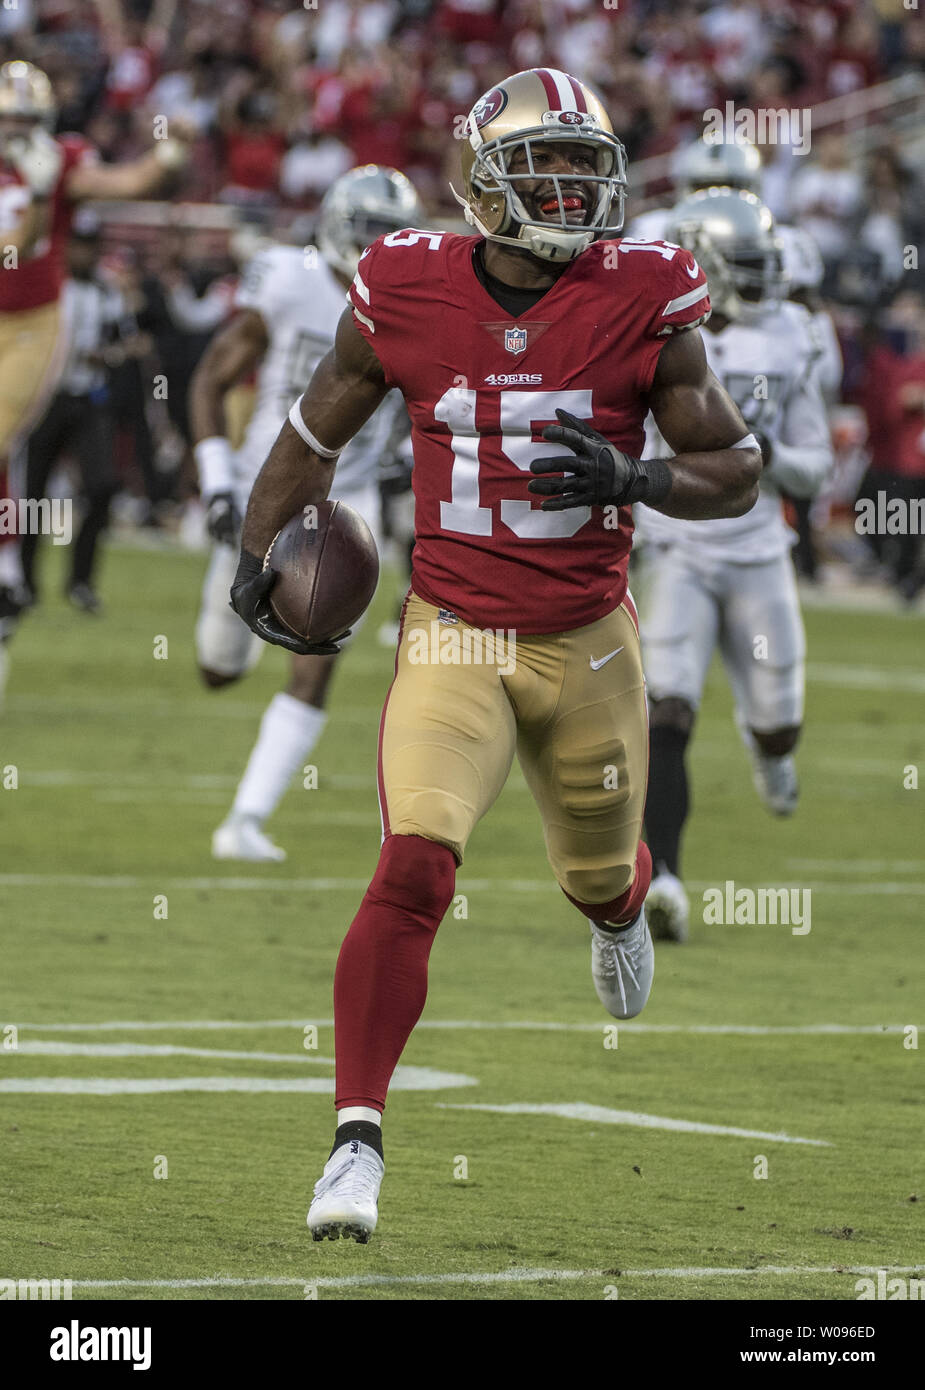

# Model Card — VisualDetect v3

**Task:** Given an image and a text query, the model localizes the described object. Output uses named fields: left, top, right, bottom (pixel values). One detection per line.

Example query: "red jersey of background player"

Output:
left=0, top=134, right=97, bottom=313
left=348, top=229, right=710, bottom=633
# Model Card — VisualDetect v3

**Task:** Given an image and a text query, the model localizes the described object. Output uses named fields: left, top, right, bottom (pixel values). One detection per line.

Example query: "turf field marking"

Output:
left=0, top=1067, right=477, bottom=1094
left=15, top=1019, right=911, bottom=1036
left=12, top=767, right=378, bottom=789
left=2, top=874, right=923, bottom=895
left=438, top=1102, right=831, bottom=1146
left=5, top=697, right=383, bottom=722
left=66, top=1264, right=925, bottom=1292
left=806, top=661, right=925, bottom=694
left=786, top=858, right=925, bottom=873
left=11, top=1042, right=335, bottom=1064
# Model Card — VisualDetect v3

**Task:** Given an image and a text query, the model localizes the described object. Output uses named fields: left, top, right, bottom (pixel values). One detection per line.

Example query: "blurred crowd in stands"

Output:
left=3, top=0, right=925, bottom=598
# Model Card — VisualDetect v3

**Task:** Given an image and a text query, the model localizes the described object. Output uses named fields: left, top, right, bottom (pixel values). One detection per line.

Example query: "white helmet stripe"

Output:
left=541, top=67, right=581, bottom=110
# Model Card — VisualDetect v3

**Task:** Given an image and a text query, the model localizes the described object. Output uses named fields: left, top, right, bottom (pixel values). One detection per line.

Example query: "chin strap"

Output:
left=448, top=182, right=592, bottom=263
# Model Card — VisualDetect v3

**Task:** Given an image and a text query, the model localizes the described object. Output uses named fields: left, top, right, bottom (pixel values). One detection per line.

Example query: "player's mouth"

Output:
left=535, top=190, right=588, bottom=225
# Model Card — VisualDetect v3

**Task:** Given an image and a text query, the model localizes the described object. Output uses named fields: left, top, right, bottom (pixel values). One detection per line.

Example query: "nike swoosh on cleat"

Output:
left=589, top=646, right=624, bottom=670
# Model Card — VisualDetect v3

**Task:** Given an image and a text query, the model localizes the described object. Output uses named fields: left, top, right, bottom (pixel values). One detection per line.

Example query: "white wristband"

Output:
left=288, top=397, right=341, bottom=459
left=195, top=436, right=235, bottom=498
left=732, top=433, right=760, bottom=451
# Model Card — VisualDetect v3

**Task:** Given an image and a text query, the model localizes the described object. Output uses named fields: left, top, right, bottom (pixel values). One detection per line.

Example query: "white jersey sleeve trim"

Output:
left=662, top=282, right=710, bottom=317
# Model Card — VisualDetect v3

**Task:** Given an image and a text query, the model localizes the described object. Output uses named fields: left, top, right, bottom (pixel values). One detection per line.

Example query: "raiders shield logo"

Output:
left=505, top=326, right=527, bottom=354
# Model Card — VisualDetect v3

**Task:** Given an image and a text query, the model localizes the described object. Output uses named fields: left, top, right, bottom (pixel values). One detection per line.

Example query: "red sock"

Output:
left=334, top=834, right=457, bottom=1111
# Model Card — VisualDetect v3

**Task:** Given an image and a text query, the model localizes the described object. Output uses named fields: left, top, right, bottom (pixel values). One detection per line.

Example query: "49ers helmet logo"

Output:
left=470, top=87, right=508, bottom=129
left=558, top=111, right=585, bottom=125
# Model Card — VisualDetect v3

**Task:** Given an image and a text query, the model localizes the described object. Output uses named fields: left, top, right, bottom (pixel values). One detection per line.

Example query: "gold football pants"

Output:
left=378, top=591, right=648, bottom=908
left=0, top=300, right=63, bottom=457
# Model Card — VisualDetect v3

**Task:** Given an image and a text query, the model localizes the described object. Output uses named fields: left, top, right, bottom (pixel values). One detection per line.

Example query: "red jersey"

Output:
left=0, top=134, right=98, bottom=313
left=348, top=230, right=710, bottom=633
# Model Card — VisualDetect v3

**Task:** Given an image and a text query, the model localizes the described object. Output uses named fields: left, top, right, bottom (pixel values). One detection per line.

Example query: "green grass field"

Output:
left=1, top=540, right=923, bottom=1301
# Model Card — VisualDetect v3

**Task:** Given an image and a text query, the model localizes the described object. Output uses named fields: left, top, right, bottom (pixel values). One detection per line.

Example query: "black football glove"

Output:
left=528, top=409, right=671, bottom=510
left=229, top=550, right=349, bottom=656
left=205, top=491, right=242, bottom=546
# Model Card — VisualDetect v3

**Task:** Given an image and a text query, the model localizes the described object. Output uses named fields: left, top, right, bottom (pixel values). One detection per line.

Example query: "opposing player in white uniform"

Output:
left=191, top=165, right=422, bottom=861
left=626, top=134, right=762, bottom=243
left=776, top=222, right=842, bottom=402
left=635, top=189, right=833, bottom=942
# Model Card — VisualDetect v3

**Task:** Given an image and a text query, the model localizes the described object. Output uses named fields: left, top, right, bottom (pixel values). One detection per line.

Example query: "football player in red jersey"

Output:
left=230, top=68, right=762, bottom=1242
left=0, top=59, right=191, bottom=692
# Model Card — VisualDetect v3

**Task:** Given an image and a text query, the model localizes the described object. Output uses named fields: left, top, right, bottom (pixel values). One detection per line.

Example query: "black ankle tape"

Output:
left=331, top=1120, right=383, bottom=1160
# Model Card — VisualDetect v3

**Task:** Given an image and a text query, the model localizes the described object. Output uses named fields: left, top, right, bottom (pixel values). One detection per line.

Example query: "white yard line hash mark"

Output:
left=438, top=1102, right=831, bottom=1146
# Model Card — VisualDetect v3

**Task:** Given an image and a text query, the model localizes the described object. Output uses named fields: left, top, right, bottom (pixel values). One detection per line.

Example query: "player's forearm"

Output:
left=652, top=446, right=762, bottom=520
left=240, top=421, right=336, bottom=558
left=68, top=145, right=185, bottom=202
left=189, top=364, right=230, bottom=445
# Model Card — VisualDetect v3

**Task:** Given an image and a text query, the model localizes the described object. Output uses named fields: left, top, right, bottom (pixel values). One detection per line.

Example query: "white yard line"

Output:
left=4, top=696, right=382, bottom=721
left=806, top=661, right=925, bottom=694
left=1, top=874, right=922, bottom=894
left=10, top=1042, right=334, bottom=1064
left=0, top=1067, right=477, bottom=1095
left=13, top=1020, right=910, bottom=1036
left=438, top=1102, right=831, bottom=1146
left=65, top=1264, right=925, bottom=1292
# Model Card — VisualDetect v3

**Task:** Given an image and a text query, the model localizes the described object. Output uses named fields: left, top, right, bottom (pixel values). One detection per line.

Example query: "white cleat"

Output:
left=211, top=816, right=286, bottom=862
left=646, top=871, right=690, bottom=943
left=307, top=1140, right=384, bottom=1244
left=750, top=752, right=799, bottom=817
left=736, top=713, right=799, bottom=816
left=589, top=909, right=654, bottom=1019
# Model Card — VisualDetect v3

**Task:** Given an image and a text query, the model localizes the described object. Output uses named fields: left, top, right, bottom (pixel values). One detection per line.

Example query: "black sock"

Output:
left=644, top=725, right=690, bottom=878
left=331, top=1120, right=383, bottom=1160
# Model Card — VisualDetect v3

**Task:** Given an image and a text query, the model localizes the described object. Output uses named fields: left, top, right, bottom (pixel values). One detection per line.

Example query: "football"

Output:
left=264, top=500, right=379, bottom=644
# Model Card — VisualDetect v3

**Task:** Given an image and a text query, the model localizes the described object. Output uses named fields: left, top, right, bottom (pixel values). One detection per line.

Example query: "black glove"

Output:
left=229, top=550, right=350, bottom=656
left=528, top=409, right=671, bottom=510
left=205, top=491, right=242, bottom=546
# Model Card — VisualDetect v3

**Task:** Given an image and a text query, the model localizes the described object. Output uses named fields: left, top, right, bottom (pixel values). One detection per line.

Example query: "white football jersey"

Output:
left=637, top=300, right=833, bottom=563
left=233, top=243, right=399, bottom=495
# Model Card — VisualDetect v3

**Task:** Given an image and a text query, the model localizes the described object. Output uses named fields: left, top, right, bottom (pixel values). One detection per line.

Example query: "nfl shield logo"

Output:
left=505, top=326, right=527, bottom=355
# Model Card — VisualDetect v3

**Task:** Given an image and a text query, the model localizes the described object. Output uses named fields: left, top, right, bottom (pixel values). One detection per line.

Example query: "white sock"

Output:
left=337, top=1107, right=381, bottom=1127
left=230, top=692, right=327, bottom=823
left=0, top=540, right=22, bottom=588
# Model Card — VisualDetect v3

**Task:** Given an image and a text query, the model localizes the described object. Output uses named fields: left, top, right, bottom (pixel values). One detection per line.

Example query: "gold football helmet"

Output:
left=453, top=68, right=627, bottom=263
left=0, top=61, right=56, bottom=127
